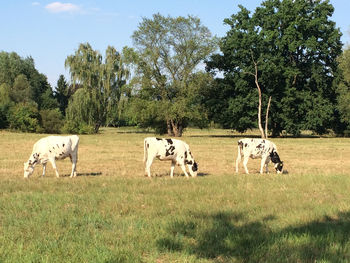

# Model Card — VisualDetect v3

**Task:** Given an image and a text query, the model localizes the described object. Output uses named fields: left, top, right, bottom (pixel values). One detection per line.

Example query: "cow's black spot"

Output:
left=49, top=150, right=52, bottom=153
left=184, top=151, right=188, bottom=159
left=192, top=162, right=198, bottom=172
left=156, top=138, right=162, bottom=141
left=244, top=143, right=248, bottom=147
left=257, top=144, right=264, bottom=149
left=147, top=143, right=149, bottom=148
left=186, top=160, right=193, bottom=165
left=166, top=139, right=173, bottom=144
left=166, top=146, right=175, bottom=156
left=62, top=143, right=65, bottom=147
left=262, top=140, right=265, bottom=143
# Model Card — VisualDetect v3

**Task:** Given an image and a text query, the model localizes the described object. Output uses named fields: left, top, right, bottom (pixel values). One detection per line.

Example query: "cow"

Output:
left=24, top=135, right=79, bottom=178
left=235, top=138, right=283, bottom=174
left=143, top=137, right=198, bottom=178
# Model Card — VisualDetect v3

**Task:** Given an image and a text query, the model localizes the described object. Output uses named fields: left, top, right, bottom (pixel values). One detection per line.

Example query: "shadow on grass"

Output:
left=157, top=211, right=350, bottom=262
left=77, top=172, right=102, bottom=177
left=189, top=134, right=320, bottom=139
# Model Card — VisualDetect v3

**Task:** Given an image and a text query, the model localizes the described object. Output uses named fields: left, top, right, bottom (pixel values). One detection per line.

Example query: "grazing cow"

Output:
left=24, top=135, right=79, bottom=178
left=143, top=137, right=198, bottom=178
left=235, top=138, right=283, bottom=174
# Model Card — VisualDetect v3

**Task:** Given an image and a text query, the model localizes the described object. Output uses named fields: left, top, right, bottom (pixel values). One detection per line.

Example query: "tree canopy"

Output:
left=206, top=0, right=343, bottom=136
left=65, top=43, right=129, bottom=133
left=128, top=13, right=217, bottom=136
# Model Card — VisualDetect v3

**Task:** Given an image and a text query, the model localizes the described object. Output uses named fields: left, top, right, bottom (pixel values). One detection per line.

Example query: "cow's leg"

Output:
left=42, top=163, right=46, bottom=177
left=243, top=157, right=249, bottom=174
left=261, top=156, right=270, bottom=174
left=145, top=157, right=154, bottom=177
left=180, top=164, right=190, bottom=178
left=170, top=161, right=176, bottom=178
left=70, top=154, right=77, bottom=177
left=49, top=158, right=60, bottom=178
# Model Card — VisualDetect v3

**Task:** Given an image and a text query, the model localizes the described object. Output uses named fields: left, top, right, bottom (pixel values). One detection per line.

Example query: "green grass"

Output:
left=1, top=128, right=350, bottom=262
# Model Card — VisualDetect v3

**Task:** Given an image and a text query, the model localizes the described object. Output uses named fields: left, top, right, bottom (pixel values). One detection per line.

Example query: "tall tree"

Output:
left=65, top=43, right=128, bottom=133
left=130, top=13, right=217, bottom=136
left=337, top=44, right=350, bottom=132
left=54, top=75, right=71, bottom=115
left=206, top=0, right=343, bottom=136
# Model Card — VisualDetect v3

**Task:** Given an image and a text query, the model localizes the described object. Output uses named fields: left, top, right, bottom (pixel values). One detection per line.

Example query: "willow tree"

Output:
left=130, top=13, right=217, bottom=137
left=65, top=43, right=129, bottom=133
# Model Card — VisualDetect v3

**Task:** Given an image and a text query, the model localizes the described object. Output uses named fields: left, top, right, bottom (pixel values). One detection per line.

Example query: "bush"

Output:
left=0, top=103, right=11, bottom=128
left=40, top=108, right=64, bottom=134
left=8, top=102, right=41, bottom=132
left=61, top=120, right=95, bottom=134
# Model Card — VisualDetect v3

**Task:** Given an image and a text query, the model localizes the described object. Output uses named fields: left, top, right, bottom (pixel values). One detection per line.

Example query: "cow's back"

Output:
left=238, top=138, right=277, bottom=158
left=33, top=136, right=75, bottom=159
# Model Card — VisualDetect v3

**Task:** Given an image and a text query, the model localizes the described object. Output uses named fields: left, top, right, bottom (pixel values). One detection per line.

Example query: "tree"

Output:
left=337, top=45, right=350, bottom=132
left=0, top=52, right=53, bottom=109
left=54, top=75, right=70, bottom=115
left=10, top=74, right=31, bottom=103
left=65, top=43, right=129, bottom=133
left=129, top=13, right=217, bottom=136
left=206, top=0, right=343, bottom=136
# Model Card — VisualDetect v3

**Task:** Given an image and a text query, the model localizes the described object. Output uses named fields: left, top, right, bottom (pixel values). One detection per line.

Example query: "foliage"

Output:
left=61, top=119, right=95, bottom=135
left=54, top=75, right=74, bottom=116
left=65, top=43, right=129, bottom=133
left=337, top=46, right=350, bottom=131
left=39, top=108, right=64, bottom=134
left=10, top=74, right=31, bottom=103
left=40, top=88, right=59, bottom=110
left=64, top=88, right=97, bottom=133
left=130, top=14, right=217, bottom=136
left=0, top=51, right=60, bottom=132
left=206, top=0, right=343, bottom=136
left=0, top=51, right=54, bottom=108
left=7, top=102, right=41, bottom=132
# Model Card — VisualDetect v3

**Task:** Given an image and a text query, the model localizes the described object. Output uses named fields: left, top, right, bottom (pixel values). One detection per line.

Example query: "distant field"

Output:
left=1, top=128, right=350, bottom=262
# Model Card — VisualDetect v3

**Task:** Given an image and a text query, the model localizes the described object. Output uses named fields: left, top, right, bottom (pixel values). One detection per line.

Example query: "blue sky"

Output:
left=1, top=0, right=349, bottom=88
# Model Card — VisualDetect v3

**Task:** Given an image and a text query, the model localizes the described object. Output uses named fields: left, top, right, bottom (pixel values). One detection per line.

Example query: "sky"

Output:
left=1, top=0, right=349, bottom=89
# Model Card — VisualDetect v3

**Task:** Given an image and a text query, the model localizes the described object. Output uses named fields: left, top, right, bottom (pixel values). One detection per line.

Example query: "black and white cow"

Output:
left=235, top=138, right=283, bottom=174
left=24, top=135, right=79, bottom=178
left=143, top=137, right=198, bottom=178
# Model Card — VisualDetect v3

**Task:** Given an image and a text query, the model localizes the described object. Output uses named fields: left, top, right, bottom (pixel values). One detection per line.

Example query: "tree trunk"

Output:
left=171, top=120, right=183, bottom=137
left=254, top=67, right=265, bottom=139
left=167, top=119, right=175, bottom=136
left=265, top=96, right=272, bottom=139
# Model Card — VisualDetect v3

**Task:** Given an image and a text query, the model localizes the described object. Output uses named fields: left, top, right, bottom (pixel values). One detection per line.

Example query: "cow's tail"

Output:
left=143, top=139, right=148, bottom=164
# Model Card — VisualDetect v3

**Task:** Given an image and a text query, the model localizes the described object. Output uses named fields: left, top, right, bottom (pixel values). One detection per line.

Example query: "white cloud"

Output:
left=32, top=2, right=40, bottom=6
left=45, top=2, right=81, bottom=13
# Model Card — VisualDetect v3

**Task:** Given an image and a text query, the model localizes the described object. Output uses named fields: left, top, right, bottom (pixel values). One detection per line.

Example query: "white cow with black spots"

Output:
left=24, top=135, right=79, bottom=178
left=143, top=137, right=198, bottom=178
left=235, top=138, right=283, bottom=174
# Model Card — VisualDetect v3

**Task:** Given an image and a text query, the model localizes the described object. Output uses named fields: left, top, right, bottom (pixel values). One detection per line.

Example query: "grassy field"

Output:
left=1, top=127, right=350, bottom=262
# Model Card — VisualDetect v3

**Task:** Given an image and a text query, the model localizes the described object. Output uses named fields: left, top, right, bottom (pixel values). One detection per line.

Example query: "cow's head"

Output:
left=270, top=151, right=283, bottom=174
left=24, top=153, right=39, bottom=178
left=185, top=151, right=198, bottom=177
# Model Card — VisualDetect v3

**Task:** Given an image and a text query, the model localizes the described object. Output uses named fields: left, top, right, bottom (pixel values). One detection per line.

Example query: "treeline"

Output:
left=1, top=0, right=350, bottom=137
